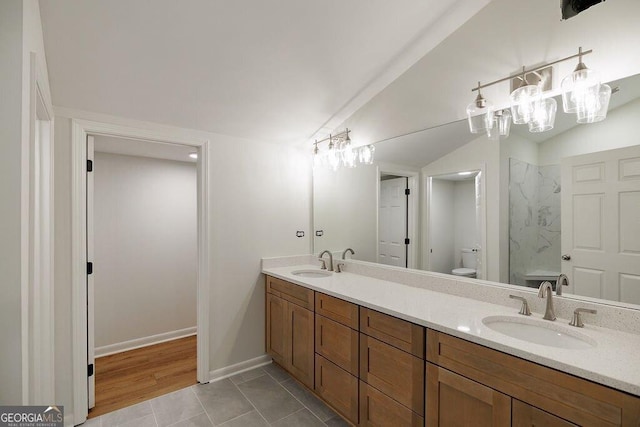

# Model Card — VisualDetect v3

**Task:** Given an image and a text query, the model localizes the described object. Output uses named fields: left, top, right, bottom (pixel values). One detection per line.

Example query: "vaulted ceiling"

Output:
left=39, top=0, right=489, bottom=144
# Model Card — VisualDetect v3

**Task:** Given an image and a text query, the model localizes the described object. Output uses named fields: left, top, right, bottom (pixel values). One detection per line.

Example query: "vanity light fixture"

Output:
left=467, top=47, right=610, bottom=137
left=458, top=171, right=473, bottom=176
left=312, top=129, right=376, bottom=170
left=189, top=152, right=198, bottom=159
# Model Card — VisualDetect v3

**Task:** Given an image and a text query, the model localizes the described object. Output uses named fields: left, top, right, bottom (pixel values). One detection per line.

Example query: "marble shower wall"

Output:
left=509, top=158, right=561, bottom=286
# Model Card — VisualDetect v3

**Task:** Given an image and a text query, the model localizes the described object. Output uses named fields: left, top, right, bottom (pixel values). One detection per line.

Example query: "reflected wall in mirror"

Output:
left=312, top=73, right=640, bottom=308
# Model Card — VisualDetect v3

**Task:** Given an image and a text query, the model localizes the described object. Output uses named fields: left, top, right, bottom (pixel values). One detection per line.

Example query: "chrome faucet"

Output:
left=556, top=273, right=569, bottom=296
left=342, top=248, right=355, bottom=259
left=318, top=250, right=334, bottom=271
left=538, top=281, right=556, bottom=321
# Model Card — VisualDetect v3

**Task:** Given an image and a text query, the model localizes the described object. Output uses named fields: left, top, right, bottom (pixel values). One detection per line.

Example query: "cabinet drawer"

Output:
left=360, top=381, right=423, bottom=427
left=426, top=363, right=510, bottom=427
left=316, top=292, right=359, bottom=329
left=360, top=307, right=424, bottom=357
left=427, top=329, right=640, bottom=426
left=513, top=400, right=578, bottom=427
left=266, top=275, right=314, bottom=310
left=316, top=314, right=359, bottom=375
left=360, top=334, right=424, bottom=415
left=315, top=355, right=358, bottom=425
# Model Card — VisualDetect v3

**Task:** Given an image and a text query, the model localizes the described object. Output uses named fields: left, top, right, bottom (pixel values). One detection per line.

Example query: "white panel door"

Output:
left=87, top=135, right=96, bottom=409
left=561, top=145, right=640, bottom=303
left=378, top=177, right=407, bottom=267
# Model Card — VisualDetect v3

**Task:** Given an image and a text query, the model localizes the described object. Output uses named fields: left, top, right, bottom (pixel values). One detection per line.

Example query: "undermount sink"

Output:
left=291, top=269, right=332, bottom=278
left=482, top=316, right=596, bottom=350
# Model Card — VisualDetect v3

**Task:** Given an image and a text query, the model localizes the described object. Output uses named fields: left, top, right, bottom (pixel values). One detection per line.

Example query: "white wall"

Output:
left=0, top=0, right=53, bottom=405
left=453, top=180, right=476, bottom=268
left=429, top=179, right=454, bottom=274
left=53, top=109, right=312, bottom=421
left=539, top=97, right=640, bottom=165
left=422, top=134, right=500, bottom=281
left=93, top=152, right=197, bottom=350
left=313, top=164, right=378, bottom=262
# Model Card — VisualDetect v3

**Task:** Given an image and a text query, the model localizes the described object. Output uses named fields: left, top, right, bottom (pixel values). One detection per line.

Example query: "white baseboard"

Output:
left=95, top=327, right=197, bottom=358
left=207, top=354, right=272, bottom=383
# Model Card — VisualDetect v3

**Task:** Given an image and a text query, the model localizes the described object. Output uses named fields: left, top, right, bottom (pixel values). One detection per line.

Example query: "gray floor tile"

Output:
left=217, top=411, right=268, bottom=427
left=167, top=413, right=213, bottom=427
left=270, top=409, right=325, bottom=427
left=151, top=388, right=204, bottom=427
left=280, top=378, right=337, bottom=422
left=81, top=417, right=102, bottom=427
left=229, top=367, right=266, bottom=385
left=117, top=413, right=157, bottom=427
left=101, top=401, right=153, bottom=427
left=193, top=379, right=253, bottom=425
left=236, top=374, right=302, bottom=423
left=261, top=363, right=290, bottom=383
left=325, top=415, right=351, bottom=427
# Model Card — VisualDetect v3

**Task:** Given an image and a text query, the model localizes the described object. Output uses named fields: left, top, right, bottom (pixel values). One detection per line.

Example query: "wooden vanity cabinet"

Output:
left=314, top=293, right=360, bottom=425
left=426, top=329, right=640, bottom=427
left=265, top=276, right=314, bottom=388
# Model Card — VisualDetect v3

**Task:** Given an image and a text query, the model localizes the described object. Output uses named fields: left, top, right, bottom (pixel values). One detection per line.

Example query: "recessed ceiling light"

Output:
left=458, top=171, right=472, bottom=176
left=189, top=152, right=198, bottom=159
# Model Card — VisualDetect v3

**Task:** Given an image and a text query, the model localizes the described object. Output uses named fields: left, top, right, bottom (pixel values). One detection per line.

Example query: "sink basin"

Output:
left=291, top=269, right=332, bottom=278
left=482, top=316, right=596, bottom=350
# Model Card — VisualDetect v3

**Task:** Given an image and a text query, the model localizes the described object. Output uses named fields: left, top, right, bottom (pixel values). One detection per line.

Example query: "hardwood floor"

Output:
left=89, top=335, right=197, bottom=418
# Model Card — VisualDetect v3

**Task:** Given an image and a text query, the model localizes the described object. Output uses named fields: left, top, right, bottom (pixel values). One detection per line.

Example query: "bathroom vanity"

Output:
left=263, top=261, right=640, bottom=426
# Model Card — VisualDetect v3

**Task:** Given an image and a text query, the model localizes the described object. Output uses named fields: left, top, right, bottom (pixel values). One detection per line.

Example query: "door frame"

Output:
left=70, top=119, right=210, bottom=423
left=423, top=165, right=487, bottom=279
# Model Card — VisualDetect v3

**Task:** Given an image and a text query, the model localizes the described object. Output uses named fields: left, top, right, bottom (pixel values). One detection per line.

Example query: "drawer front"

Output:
left=315, top=355, right=359, bottom=425
left=512, top=400, right=578, bottom=427
left=427, top=329, right=640, bottom=426
left=360, top=307, right=424, bottom=357
left=266, top=275, right=314, bottom=310
left=316, top=292, right=359, bottom=329
left=316, top=314, right=359, bottom=375
left=360, top=381, right=424, bottom=427
left=360, top=334, right=424, bottom=415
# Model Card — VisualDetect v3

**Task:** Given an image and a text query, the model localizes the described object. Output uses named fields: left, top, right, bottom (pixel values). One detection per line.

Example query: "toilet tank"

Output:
left=461, top=248, right=477, bottom=268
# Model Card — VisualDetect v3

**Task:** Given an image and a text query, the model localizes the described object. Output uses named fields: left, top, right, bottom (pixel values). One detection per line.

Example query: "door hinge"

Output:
left=405, top=188, right=410, bottom=196
left=87, top=262, right=93, bottom=275
left=87, top=159, right=93, bottom=172
left=88, top=363, right=94, bottom=377
left=405, top=238, right=410, bottom=245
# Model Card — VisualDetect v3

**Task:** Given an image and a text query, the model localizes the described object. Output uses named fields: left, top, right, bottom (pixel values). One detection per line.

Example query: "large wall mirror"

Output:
left=313, top=72, right=640, bottom=308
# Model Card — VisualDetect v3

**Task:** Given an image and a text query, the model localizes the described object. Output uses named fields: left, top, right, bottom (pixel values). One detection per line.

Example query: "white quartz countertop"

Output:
left=263, top=264, right=640, bottom=397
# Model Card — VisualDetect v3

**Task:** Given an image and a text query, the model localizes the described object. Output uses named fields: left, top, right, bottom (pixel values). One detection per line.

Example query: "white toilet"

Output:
left=452, top=248, right=477, bottom=278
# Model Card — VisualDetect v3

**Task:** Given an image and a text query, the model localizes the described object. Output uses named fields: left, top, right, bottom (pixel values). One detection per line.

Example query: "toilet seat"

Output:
left=452, top=267, right=476, bottom=277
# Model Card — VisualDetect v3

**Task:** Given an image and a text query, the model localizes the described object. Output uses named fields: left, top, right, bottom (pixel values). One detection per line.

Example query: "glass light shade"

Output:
left=326, top=145, right=341, bottom=171
left=510, top=84, right=540, bottom=124
left=466, top=98, right=494, bottom=134
left=486, top=115, right=500, bottom=140
left=561, top=67, right=601, bottom=113
left=528, top=98, right=557, bottom=133
left=341, top=141, right=357, bottom=168
left=576, top=83, right=611, bottom=124
left=358, top=144, right=375, bottom=165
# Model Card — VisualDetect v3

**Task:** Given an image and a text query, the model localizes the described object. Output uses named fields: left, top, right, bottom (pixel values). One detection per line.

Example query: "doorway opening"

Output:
left=86, top=135, right=199, bottom=417
left=70, top=119, right=210, bottom=425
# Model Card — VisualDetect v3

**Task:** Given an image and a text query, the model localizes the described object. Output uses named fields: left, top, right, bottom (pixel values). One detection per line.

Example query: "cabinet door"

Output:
left=360, top=335, right=424, bottom=415
left=288, top=303, right=315, bottom=388
left=426, top=363, right=511, bottom=427
left=512, top=400, right=578, bottom=427
left=360, top=381, right=424, bottom=427
left=315, top=355, right=359, bottom=424
left=266, top=293, right=287, bottom=367
left=316, top=314, right=359, bottom=375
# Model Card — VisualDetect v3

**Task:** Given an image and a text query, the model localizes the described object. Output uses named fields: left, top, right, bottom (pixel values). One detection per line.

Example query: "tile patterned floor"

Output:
left=82, top=363, right=349, bottom=427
